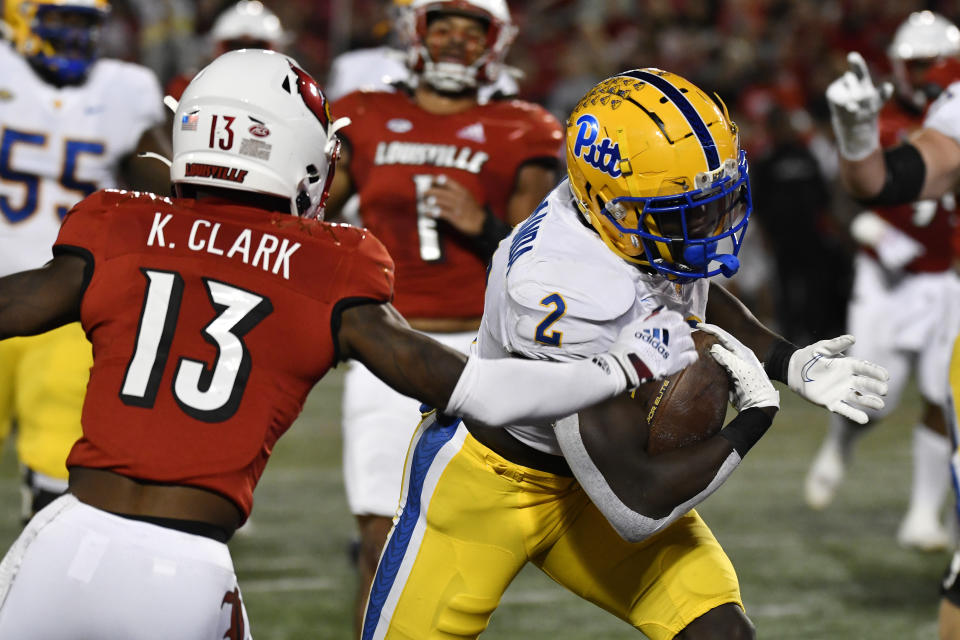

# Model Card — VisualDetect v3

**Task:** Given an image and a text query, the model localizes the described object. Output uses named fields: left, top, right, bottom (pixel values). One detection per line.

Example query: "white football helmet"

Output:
left=888, top=11, right=960, bottom=109
left=169, top=49, right=349, bottom=219
left=403, top=0, right=516, bottom=93
left=210, top=1, right=289, bottom=54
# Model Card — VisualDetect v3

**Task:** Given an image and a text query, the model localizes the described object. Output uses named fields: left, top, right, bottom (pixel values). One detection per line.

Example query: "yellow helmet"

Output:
left=566, top=68, right=751, bottom=280
left=2, top=0, right=110, bottom=85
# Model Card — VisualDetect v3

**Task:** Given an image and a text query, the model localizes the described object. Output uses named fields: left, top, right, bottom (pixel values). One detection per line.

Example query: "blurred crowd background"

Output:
left=97, top=0, right=960, bottom=345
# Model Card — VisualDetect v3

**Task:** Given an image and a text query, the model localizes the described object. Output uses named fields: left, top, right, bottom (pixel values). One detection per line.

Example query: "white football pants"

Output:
left=0, top=494, right=251, bottom=639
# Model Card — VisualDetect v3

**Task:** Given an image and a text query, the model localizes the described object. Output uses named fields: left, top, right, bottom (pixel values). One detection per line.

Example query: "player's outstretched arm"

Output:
left=705, top=281, right=889, bottom=424
left=336, top=303, right=697, bottom=427
left=0, top=254, right=86, bottom=341
left=828, top=52, right=960, bottom=204
left=557, top=325, right=778, bottom=543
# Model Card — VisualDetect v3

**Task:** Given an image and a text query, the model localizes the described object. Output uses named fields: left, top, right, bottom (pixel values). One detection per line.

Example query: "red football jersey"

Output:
left=55, top=190, right=394, bottom=520
left=872, top=100, right=955, bottom=272
left=332, top=90, right=562, bottom=318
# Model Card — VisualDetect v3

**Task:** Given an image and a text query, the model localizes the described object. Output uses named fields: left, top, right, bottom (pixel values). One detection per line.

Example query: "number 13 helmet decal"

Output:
left=566, top=69, right=751, bottom=281
left=169, top=49, right=350, bottom=220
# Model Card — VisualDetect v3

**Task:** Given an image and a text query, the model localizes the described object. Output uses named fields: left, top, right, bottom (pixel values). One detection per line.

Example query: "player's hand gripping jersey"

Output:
left=54, top=189, right=394, bottom=521
left=332, top=89, right=561, bottom=319
left=0, top=42, right=163, bottom=276
left=477, top=180, right=709, bottom=454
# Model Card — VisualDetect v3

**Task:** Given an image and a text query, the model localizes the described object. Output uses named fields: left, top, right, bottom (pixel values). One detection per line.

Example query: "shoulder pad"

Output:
left=507, top=258, right=635, bottom=322
left=86, top=189, right=171, bottom=208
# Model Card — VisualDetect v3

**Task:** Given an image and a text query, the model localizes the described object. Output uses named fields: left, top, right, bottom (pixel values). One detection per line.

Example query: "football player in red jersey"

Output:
left=804, top=11, right=960, bottom=551
left=0, top=49, right=699, bottom=639
left=324, top=0, right=564, bottom=630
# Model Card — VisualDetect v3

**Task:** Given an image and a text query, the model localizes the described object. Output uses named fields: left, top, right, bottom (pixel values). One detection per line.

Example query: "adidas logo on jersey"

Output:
left=373, top=142, right=489, bottom=174
left=456, top=122, right=486, bottom=143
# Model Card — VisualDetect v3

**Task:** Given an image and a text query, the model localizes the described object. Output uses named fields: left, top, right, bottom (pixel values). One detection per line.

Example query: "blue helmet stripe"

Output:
left=619, top=70, right=720, bottom=171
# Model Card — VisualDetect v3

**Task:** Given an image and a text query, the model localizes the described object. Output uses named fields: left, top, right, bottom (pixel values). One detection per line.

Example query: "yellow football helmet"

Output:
left=566, top=68, right=751, bottom=280
left=3, top=0, right=110, bottom=85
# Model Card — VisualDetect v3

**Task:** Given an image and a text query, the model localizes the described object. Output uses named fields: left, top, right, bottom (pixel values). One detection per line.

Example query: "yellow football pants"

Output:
left=362, top=415, right=742, bottom=640
left=948, top=328, right=960, bottom=526
left=0, top=323, right=90, bottom=479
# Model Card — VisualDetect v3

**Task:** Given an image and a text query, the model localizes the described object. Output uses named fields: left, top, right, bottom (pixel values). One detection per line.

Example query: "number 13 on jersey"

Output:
left=120, top=268, right=273, bottom=422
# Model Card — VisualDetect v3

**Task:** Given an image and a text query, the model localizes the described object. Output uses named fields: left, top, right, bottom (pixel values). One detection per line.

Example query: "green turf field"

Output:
left=0, top=370, right=948, bottom=639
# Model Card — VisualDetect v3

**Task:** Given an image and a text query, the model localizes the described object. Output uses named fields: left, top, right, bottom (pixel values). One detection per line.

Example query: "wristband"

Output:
left=471, top=208, right=512, bottom=259
left=719, top=407, right=774, bottom=457
left=763, top=338, right=797, bottom=383
left=858, top=144, right=926, bottom=208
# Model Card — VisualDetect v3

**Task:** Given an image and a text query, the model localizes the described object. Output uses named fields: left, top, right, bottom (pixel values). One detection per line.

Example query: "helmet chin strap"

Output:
left=682, top=242, right=740, bottom=277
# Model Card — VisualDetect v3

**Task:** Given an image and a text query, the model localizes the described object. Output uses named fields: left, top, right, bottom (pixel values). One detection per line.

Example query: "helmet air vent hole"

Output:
left=281, top=75, right=291, bottom=93
left=306, top=164, right=320, bottom=183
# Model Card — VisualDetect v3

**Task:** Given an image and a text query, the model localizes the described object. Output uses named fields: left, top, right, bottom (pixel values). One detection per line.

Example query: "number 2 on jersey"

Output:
left=120, top=269, right=273, bottom=422
left=535, top=293, right=566, bottom=347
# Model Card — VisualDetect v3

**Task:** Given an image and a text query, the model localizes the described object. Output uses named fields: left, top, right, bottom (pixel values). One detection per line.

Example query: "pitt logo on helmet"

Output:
left=571, top=114, right=622, bottom=179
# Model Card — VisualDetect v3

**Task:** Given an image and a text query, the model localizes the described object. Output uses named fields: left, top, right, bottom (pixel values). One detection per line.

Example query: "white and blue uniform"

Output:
left=362, top=181, right=739, bottom=640
left=0, top=41, right=164, bottom=505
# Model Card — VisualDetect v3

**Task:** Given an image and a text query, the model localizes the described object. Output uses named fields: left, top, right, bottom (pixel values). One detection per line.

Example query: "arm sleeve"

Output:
left=554, top=414, right=743, bottom=542
left=444, top=352, right=629, bottom=426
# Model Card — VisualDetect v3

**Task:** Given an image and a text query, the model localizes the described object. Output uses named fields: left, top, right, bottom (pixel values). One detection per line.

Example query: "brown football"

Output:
left=634, top=330, right=733, bottom=455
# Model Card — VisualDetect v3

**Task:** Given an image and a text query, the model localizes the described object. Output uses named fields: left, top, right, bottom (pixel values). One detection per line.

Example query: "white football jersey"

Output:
left=324, top=45, right=519, bottom=103
left=924, top=80, right=960, bottom=144
left=0, top=43, right=164, bottom=277
left=478, top=179, right=709, bottom=454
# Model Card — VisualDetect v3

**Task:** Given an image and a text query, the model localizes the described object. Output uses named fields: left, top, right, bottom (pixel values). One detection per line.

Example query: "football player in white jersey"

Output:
left=804, top=11, right=960, bottom=552
left=823, top=39, right=960, bottom=640
left=0, top=0, right=166, bottom=523
left=361, top=69, right=890, bottom=640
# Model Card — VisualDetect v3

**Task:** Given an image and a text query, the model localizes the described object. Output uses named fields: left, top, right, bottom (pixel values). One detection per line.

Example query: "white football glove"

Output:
left=606, top=307, right=697, bottom=390
left=826, top=52, right=894, bottom=161
left=786, top=335, right=889, bottom=424
left=850, top=210, right=925, bottom=271
left=697, top=324, right=780, bottom=412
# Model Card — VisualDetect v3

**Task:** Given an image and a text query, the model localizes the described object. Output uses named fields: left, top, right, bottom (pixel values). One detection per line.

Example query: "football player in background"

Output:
left=804, top=11, right=960, bottom=552
left=823, top=29, right=960, bottom=640
left=164, top=0, right=289, bottom=101
left=324, top=0, right=518, bottom=103
left=0, top=49, right=697, bottom=639
left=362, top=69, right=890, bottom=640
left=325, top=0, right=563, bottom=631
left=0, top=0, right=167, bottom=525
